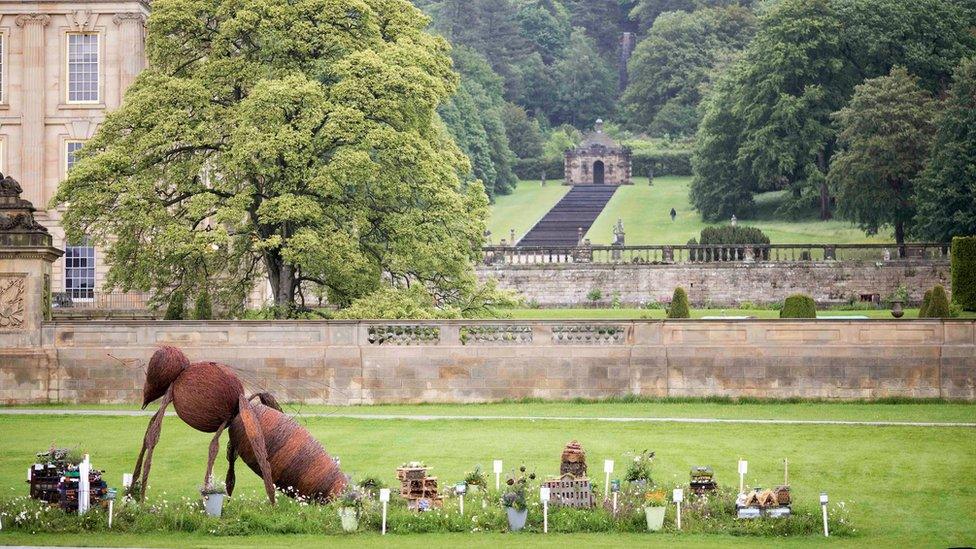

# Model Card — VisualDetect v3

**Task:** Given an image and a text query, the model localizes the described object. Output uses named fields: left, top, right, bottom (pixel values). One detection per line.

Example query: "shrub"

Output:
left=780, top=294, right=817, bottom=318
left=919, top=289, right=933, bottom=317
left=926, top=285, right=952, bottom=318
left=951, top=236, right=976, bottom=311
left=693, top=226, right=771, bottom=261
left=667, top=287, right=690, bottom=318
left=587, top=289, right=603, bottom=304
left=163, top=292, right=185, bottom=320
left=194, top=291, right=213, bottom=320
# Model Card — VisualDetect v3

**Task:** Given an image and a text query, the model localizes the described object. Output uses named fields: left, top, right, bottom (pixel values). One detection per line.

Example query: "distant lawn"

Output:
left=492, top=308, right=970, bottom=320
left=487, top=181, right=568, bottom=243
left=564, top=176, right=891, bottom=245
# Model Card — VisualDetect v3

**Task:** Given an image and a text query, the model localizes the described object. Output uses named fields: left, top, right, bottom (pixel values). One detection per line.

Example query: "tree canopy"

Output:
left=54, top=0, right=491, bottom=318
left=913, top=57, right=976, bottom=241
left=828, top=67, right=938, bottom=246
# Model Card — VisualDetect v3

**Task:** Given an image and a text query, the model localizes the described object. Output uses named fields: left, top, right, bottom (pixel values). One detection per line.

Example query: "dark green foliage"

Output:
left=550, top=29, right=617, bottom=127
left=194, top=291, right=213, bottom=320
left=780, top=294, right=817, bottom=319
left=919, top=289, right=933, bottom=318
left=439, top=47, right=518, bottom=199
left=951, top=236, right=976, bottom=311
left=163, top=292, right=185, bottom=321
left=500, top=104, right=545, bottom=159
left=691, top=0, right=976, bottom=223
left=667, top=287, right=691, bottom=318
left=913, top=58, right=976, bottom=241
left=925, top=285, right=952, bottom=318
left=828, top=68, right=937, bottom=245
left=699, top=225, right=769, bottom=246
left=621, top=6, right=756, bottom=136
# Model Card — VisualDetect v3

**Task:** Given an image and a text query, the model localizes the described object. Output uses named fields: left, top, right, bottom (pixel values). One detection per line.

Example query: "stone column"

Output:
left=114, top=13, right=146, bottom=92
left=16, top=14, right=50, bottom=208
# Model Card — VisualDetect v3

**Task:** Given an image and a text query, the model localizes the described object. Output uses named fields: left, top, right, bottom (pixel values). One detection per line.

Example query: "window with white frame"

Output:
left=67, top=33, right=99, bottom=103
left=65, top=141, right=84, bottom=172
left=65, top=239, right=96, bottom=300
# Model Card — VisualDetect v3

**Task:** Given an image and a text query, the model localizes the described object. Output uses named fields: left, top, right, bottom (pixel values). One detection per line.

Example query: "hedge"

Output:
left=667, top=287, right=691, bottom=319
left=919, top=289, right=933, bottom=318
left=780, top=294, right=817, bottom=319
left=951, top=236, right=976, bottom=311
left=687, top=226, right=771, bottom=261
left=164, top=292, right=185, bottom=321
left=513, top=149, right=693, bottom=181
left=194, top=290, right=213, bottom=320
left=925, top=285, right=952, bottom=318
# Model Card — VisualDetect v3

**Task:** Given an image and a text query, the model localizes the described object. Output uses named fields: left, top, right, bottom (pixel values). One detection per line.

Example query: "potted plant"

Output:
left=624, top=450, right=655, bottom=489
left=501, top=466, right=535, bottom=532
left=199, top=478, right=227, bottom=518
left=338, top=489, right=363, bottom=532
left=643, top=488, right=667, bottom=531
left=357, top=476, right=386, bottom=499
left=464, top=466, right=488, bottom=494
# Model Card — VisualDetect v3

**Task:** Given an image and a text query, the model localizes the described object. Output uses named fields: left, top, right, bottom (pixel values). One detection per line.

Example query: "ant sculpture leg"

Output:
left=237, top=394, right=277, bottom=504
left=225, top=440, right=238, bottom=497
left=132, top=388, right=173, bottom=501
left=203, top=420, right=230, bottom=487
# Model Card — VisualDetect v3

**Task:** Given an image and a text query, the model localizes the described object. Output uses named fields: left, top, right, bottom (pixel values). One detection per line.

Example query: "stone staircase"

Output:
left=518, top=185, right=618, bottom=246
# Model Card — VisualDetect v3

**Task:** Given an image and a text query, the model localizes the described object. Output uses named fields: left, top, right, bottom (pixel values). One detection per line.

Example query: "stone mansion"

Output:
left=0, top=0, right=148, bottom=300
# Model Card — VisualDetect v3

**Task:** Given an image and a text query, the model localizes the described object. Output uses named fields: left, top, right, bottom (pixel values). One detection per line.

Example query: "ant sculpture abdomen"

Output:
left=132, top=346, right=345, bottom=504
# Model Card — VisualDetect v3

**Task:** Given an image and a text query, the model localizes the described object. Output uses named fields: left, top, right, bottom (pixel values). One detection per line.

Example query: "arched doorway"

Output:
left=593, top=160, right=605, bottom=184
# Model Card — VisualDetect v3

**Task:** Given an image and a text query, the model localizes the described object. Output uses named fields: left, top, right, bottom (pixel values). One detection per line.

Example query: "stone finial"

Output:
left=595, top=119, right=604, bottom=133
left=0, top=174, right=52, bottom=246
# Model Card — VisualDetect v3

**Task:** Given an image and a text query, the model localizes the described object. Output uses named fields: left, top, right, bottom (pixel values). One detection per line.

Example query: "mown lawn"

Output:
left=0, top=403, right=974, bottom=547
left=486, top=182, right=568, bottom=243
left=497, top=307, right=935, bottom=320
left=490, top=177, right=892, bottom=245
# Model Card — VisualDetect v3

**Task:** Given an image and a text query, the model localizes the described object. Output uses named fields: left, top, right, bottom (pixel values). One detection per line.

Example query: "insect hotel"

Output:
left=736, top=459, right=792, bottom=519
left=540, top=440, right=596, bottom=509
left=690, top=466, right=718, bottom=494
left=396, top=463, right=442, bottom=510
left=28, top=448, right=108, bottom=512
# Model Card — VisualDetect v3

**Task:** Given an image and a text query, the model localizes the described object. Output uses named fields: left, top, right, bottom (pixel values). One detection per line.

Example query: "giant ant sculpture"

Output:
left=132, top=346, right=346, bottom=503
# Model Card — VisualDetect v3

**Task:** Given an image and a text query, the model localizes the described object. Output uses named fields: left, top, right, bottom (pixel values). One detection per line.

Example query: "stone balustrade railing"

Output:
left=481, top=242, right=951, bottom=265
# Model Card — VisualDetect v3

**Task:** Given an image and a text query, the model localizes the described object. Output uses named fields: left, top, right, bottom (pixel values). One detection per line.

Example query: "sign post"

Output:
left=379, top=488, right=391, bottom=535
left=603, top=459, right=614, bottom=499
left=540, top=487, right=551, bottom=533
left=493, top=460, right=503, bottom=491
left=78, top=455, right=90, bottom=515
left=673, top=488, right=684, bottom=529
left=737, top=459, right=748, bottom=493
left=820, top=492, right=829, bottom=537
left=456, top=483, right=467, bottom=515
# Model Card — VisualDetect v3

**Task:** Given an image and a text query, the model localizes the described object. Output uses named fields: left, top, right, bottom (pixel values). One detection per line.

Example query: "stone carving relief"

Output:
left=15, top=14, right=51, bottom=27
left=367, top=324, right=441, bottom=345
left=67, top=10, right=97, bottom=32
left=0, top=276, right=26, bottom=329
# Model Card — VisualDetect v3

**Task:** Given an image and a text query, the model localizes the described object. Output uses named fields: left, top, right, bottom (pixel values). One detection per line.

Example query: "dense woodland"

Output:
left=416, top=0, right=976, bottom=243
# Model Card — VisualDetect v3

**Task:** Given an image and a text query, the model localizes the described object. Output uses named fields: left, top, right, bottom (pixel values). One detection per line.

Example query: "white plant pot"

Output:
left=203, top=493, right=225, bottom=517
left=506, top=507, right=528, bottom=531
left=338, top=507, right=359, bottom=532
left=644, top=506, right=666, bottom=531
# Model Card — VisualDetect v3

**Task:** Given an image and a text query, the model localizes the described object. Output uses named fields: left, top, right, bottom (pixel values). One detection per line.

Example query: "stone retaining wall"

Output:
left=1, top=320, right=973, bottom=404
left=476, top=260, right=950, bottom=307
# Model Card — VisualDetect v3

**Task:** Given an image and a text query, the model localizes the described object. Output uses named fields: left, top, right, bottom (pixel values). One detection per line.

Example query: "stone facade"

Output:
left=0, top=1, right=149, bottom=294
left=477, top=260, right=951, bottom=307
left=1, top=319, right=973, bottom=404
left=564, top=120, right=632, bottom=185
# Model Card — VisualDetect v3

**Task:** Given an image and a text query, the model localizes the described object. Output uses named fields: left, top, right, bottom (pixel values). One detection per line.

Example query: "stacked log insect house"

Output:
left=736, top=459, right=792, bottom=519
left=397, top=462, right=442, bottom=510
left=28, top=447, right=108, bottom=512
left=541, top=441, right=596, bottom=508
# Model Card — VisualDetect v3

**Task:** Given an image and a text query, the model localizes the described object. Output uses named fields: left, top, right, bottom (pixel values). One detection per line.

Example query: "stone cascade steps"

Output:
left=518, top=185, right=618, bottom=247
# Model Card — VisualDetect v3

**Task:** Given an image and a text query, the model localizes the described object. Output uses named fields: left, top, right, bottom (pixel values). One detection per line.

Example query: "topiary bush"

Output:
left=779, top=294, right=817, bottom=319
left=919, top=289, right=933, bottom=318
left=194, top=290, right=213, bottom=320
left=163, top=292, right=185, bottom=320
left=696, top=226, right=771, bottom=261
left=925, top=285, right=952, bottom=318
left=667, top=287, right=691, bottom=318
left=951, top=236, right=976, bottom=311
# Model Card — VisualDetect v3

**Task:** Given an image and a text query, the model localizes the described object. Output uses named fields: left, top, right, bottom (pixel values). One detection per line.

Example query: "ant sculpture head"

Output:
left=143, top=346, right=189, bottom=408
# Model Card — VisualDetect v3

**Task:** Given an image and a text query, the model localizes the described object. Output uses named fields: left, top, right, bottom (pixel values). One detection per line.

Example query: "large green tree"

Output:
left=827, top=67, right=938, bottom=246
left=551, top=29, right=618, bottom=127
left=914, top=57, right=976, bottom=241
left=54, top=0, right=489, bottom=317
left=691, top=0, right=976, bottom=222
left=621, top=6, right=756, bottom=136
